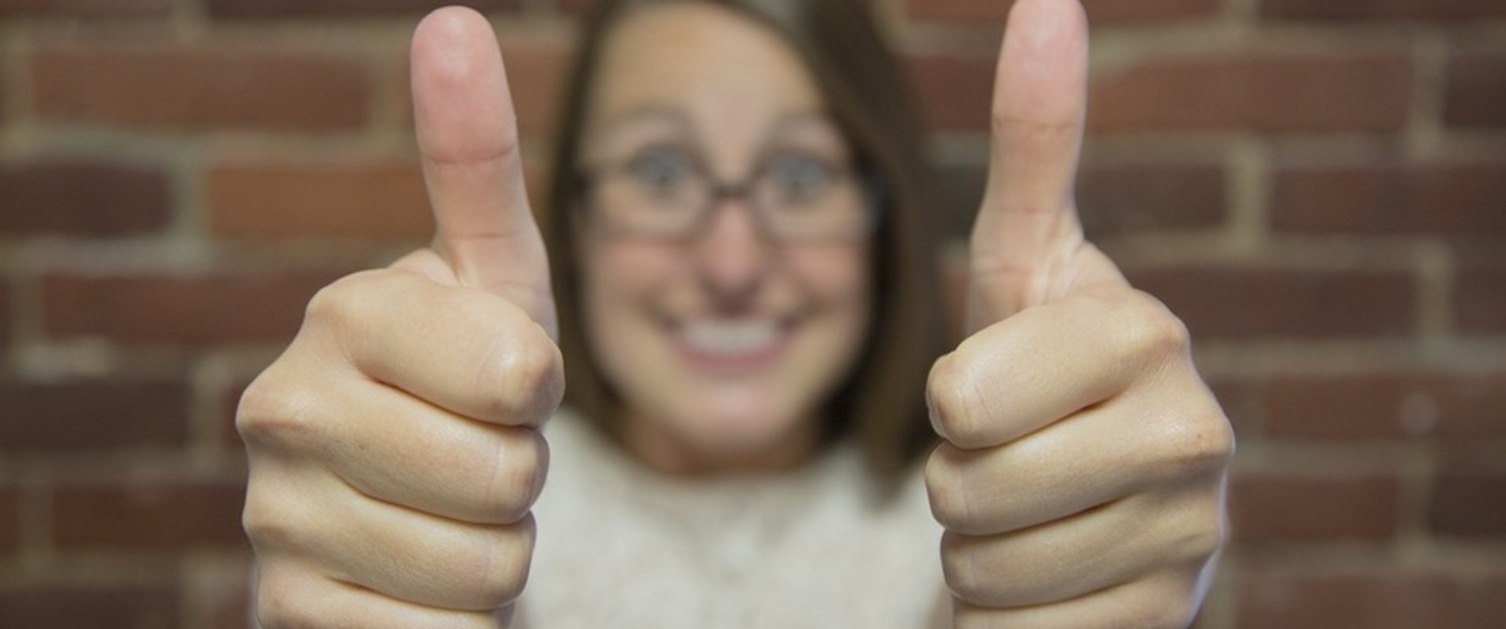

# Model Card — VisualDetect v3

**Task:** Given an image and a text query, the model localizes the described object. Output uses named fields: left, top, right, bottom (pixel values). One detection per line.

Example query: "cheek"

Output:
left=792, top=246, right=872, bottom=316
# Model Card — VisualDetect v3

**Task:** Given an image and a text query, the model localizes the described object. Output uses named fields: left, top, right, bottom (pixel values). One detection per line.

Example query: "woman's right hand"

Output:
left=236, top=8, right=561, bottom=628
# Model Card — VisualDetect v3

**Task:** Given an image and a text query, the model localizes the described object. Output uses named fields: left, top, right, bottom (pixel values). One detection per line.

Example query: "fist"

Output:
left=238, top=7, right=561, bottom=628
left=922, top=1, right=1234, bottom=627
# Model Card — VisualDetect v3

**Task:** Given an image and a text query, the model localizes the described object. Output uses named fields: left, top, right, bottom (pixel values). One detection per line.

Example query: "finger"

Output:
left=969, top=0, right=1090, bottom=327
left=305, top=268, right=564, bottom=428
left=412, top=6, right=556, bottom=337
left=926, top=365, right=1224, bottom=535
left=322, top=377, right=547, bottom=525
left=246, top=468, right=536, bottom=612
left=254, top=562, right=508, bottom=629
left=949, top=570, right=1207, bottom=629
left=939, top=486, right=1219, bottom=609
left=927, top=286, right=1170, bottom=450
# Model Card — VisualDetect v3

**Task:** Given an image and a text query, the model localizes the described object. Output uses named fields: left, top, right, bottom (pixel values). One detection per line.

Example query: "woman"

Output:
left=237, top=1, right=1233, bottom=628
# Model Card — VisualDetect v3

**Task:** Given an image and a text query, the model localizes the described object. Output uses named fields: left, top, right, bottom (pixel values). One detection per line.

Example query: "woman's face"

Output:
left=576, top=3, right=873, bottom=474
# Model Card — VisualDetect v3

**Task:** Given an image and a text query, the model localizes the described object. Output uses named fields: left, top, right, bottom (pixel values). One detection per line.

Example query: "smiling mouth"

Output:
left=674, top=318, right=790, bottom=369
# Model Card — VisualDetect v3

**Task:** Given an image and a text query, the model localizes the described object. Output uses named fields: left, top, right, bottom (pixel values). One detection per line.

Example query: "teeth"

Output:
left=682, top=319, right=779, bottom=354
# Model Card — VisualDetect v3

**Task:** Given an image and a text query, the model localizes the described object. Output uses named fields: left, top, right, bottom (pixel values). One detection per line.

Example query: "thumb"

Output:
left=411, top=6, right=557, bottom=339
left=967, top=0, right=1089, bottom=332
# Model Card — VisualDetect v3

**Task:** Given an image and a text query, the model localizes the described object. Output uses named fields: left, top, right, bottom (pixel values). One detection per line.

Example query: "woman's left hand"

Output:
left=923, top=1, right=1234, bottom=627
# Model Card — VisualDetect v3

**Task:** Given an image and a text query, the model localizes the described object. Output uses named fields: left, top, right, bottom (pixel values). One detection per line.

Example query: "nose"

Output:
left=691, top=198, right=773, bottom=303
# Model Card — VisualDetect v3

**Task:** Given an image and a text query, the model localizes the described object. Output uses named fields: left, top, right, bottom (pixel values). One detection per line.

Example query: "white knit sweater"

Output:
left=518, top=410, right=947, bottom=629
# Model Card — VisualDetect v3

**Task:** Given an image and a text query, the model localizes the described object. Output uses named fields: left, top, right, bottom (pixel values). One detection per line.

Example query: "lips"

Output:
left=673, top=317, right=790, bottom=371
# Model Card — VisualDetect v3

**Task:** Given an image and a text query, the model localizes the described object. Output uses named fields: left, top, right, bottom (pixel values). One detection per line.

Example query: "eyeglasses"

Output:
left=578, top=145, right=878, bottom=244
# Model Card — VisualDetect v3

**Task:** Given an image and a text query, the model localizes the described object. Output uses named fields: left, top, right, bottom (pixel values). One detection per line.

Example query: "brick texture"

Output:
left=0, top=583, right=178, bottom=629
left=1271, top=160, right=1506, bottom=235
left=907, top=55, right=993, bottom=132
left=1455, top=267, right=1506, bottom=334
left=1265, top=373, right=1506, bottom=441
left=210, top=160, right=430, bottom=242
left=0, top=279, right=10, bottom=348
left=1130, top=267, right=1416, bottom=339
left=0, top=160, right=171, bottom=237
left=51, top=480, right=248, bottom=549
left=1229, top=475, right=1400, bottom=542
left=1238, top=572, right=1506, bottom=629
left=0, top=0, right=172, bottom=17
left=0, top=488, right=16, bottom=554
left=0, top=379, right=189, bottom=449
left=31, top=46, right=369, bottom=132
left=1445, top=52, right=1506, bottom=129
left=1429, top=471, right=1506, bottom=537
left=1260, top=0, right=1506, bottom=20
left=1090, top=54, right=1413, bottom=133
left=907, top=0, right=1221, bottom=22
left=208, top=0, right=520, bottom=18
left=43, top=270, right=349, bottom=346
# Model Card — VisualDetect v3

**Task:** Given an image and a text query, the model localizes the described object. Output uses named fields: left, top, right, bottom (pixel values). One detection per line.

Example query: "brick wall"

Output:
left=1, top=0, right=1503, bottom=627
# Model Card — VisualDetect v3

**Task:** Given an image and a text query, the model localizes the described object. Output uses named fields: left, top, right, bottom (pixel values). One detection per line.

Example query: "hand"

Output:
left=923, top=1, right=1234, bottom=627
left=237, top=7, right=561, bottom=628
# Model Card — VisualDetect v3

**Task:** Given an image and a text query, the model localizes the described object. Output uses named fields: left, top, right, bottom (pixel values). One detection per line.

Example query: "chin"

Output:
left=654, top=397, right=818, bottom=472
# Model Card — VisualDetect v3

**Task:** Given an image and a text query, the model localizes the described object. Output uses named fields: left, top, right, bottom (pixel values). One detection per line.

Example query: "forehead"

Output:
left=585, top=3, right=827, bottom=149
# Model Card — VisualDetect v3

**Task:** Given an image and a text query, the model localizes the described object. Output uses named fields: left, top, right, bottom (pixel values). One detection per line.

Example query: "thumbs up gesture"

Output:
left=924, top=1, right=1234, bottom=627
left=238, top=7, right=559, bottom=627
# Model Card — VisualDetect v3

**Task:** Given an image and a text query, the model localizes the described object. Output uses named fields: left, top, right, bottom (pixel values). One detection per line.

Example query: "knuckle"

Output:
left=1162, top=411, right=1236, bottom=480
left=253, top=565, right=321, bottom=629
left=938, top=531, right=989, bottom=605
left=302, top=269, right=387, bottom=330
left=486, top=429, right=549, bottom=521
left=926, top=353, right=988, bottom=448
left=236, top=368, right=329, bottom=456
left=1114, top=291, right=1191, bottom=364
left=482, top=322, right=565, bottom=423
left=923, top=445, right=969, bottom=530
left=476, top=514, right=536, bottom=607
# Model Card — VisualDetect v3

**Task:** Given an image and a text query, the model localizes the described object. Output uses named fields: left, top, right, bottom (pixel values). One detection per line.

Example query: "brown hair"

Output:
left=543, top=0, right=942, bottom=484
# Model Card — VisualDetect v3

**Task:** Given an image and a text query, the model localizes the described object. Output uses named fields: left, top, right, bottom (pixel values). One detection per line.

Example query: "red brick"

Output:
left=0, top=379, right=189, bottom=449
left=0, top=160, right=171, bottom=237
left=1239, top=572, right=1506, bottom=629
left=397, top=40, right=571, bottom=137
left=1229, top=475, right=1400, bottom=543
left=208, top=0, right=519, bottom=18
left=0, top=488, right=17, bottom=554
left=1260, top=0, right=1506, bottom=20
left=1208, top=377, right=1263, bottom=438
left=0, top=278, right=10, bottom=347
left=1129, top=267, right=1415, bottom=340
left=31, top=45, right=368, bottom=132
left=1456, top=267, right=1506, bottom=334
left=1089, top=53, right=1413, bottom=133
left=1266, top=373, right=1506, bottom=441
left=907, top=54, right=993, bottom=133
left=1445, top=52, right=1506, bottom=129
left=43, top=269, right=349, bottom=346
left=1430, top=471, right=1506, bottom=538
left=0, top=0, right=171, bottom=17
left=206, top=567, right=252, bottom=629
left=0, top=583, right=178, bottom=629
left=933, top=161, right=1227, bottom=239
left=210, top=160, right=430, bottom=242
left=1271, top=161, right=1506, bottom=235
left=52, top=479, right=247, bottom=549
left=907, top=0, right=1220, bottom=22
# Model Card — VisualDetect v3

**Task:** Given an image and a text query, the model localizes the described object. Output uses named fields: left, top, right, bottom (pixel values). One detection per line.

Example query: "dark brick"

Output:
left=1266, top=373, right=1506, bottom=441
left=1130, top=267, right=1416, bottom=340
left=907, top=0, right=1221, bottom=22
left=52, top=479, right=248, bottom=549
left=1239, top=572, right=1506, bottom=629
left=1271, top=161, right=1506, bottom=235
left=0, top=582, right=178, bottom=629
left=0, top=488, right=17, bottom=554
left=1260, top=0, right=1506, bottom=20
left=1430, top=471, right=1506, bottom=538
left=0, top=0, right=172, bottom=17
left=210, top=160, right=430, bottom=242
left=1229, top=475, right=1400, bottom=543
left=208, top=0, right=520, bottom=18
left=0, top=380, right=190, bottom=449
left=0, top=160, right=171, bottom=237
left=1456, top=267, right=1506, bottom=334
left=43, top=269, right=349, bottom=346
left=1090, top=53, right=1413, bottom=133
left=1445, top=52, right=1506, bottom=129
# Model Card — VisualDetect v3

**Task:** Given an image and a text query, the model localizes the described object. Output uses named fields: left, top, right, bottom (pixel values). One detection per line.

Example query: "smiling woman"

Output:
left=234, top=1, right=1233, bottom=628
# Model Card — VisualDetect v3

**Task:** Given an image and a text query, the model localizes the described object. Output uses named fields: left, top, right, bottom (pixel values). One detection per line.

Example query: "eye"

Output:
left=764, top=153, right=838, bottom=204
left=624, top=146, right=698, bottom=194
